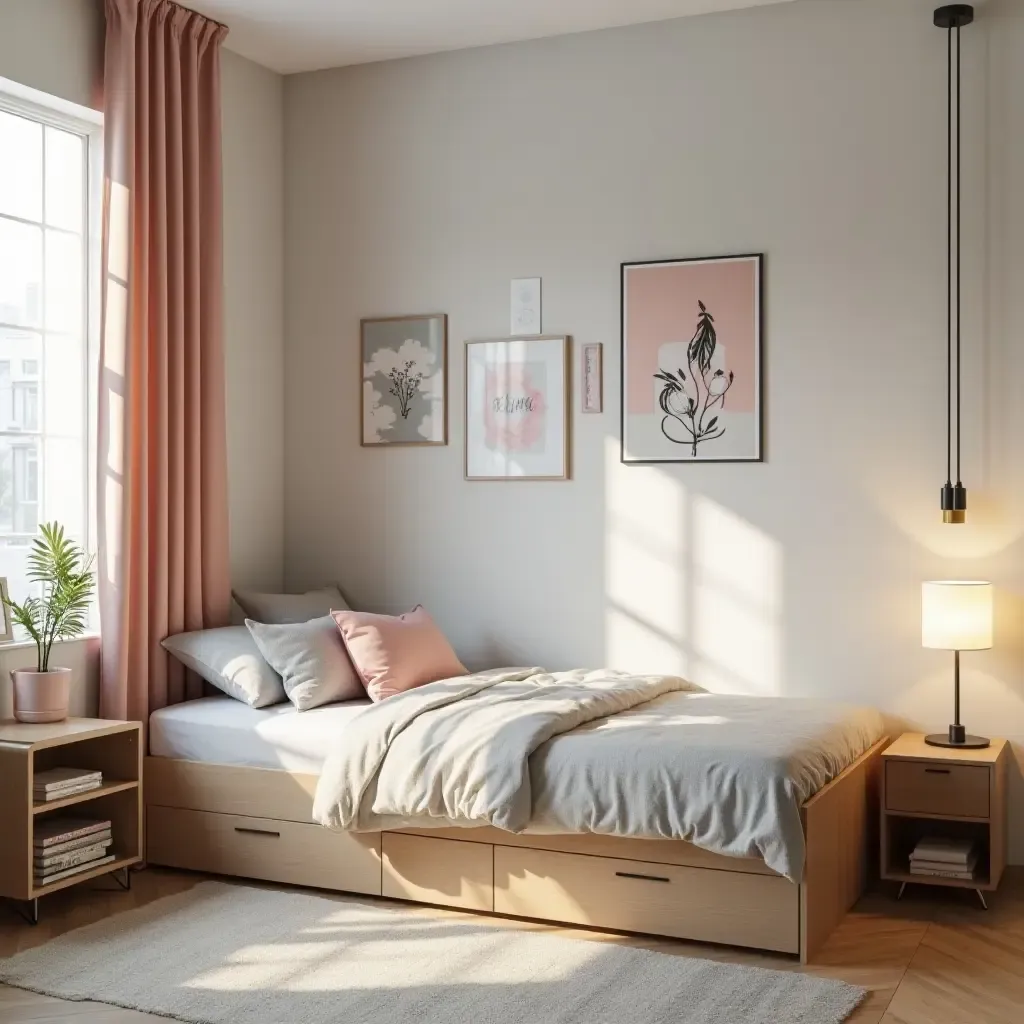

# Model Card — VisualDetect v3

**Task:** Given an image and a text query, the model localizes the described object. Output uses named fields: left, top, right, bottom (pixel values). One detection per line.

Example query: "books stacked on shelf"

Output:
left=33, top=767, right=103, bottom=803
left=34, top=816, right=114, bottom=886
left=909, top=837, right=978, bottom=880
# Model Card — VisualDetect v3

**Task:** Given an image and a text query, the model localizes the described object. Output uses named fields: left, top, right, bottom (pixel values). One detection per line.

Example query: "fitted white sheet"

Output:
left=149, top=696, right=371, bottom=774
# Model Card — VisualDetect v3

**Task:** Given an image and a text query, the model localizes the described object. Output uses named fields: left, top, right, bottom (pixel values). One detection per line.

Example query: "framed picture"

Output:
left=465, top=335, right=570, bottom=481
left=361, top=313, right=448, bottom=446
left=621, top=253, right=763, bottom=463
left=581, top=343, right=603, bottom=413
left=0, top=578, right=12, bottom=643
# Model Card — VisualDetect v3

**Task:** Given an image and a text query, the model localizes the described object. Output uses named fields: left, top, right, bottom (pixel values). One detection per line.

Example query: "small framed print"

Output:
left=0, top=578, right=12, bottom=642
left=581, top=343, right=603, bottom=413
left=510, top=277, right=542, bottom=335
left=465, top=335, right=570, bottom=481
left=361, top=313, right=448, bottom=446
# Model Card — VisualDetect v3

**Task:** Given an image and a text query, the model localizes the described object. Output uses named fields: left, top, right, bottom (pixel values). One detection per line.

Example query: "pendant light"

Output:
left=935, top=4, right=973, bottom=524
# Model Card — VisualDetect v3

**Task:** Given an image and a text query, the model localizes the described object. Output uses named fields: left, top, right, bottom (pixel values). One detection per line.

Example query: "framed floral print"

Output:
left=465, top=335, right=570, bottom=481
left=621, top=253, right=763, bottom=463
left=361, top=313, right=448, bottom=446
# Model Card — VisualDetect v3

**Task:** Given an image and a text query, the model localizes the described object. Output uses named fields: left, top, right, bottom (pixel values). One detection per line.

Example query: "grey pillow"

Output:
left=232, top=585, right=349, bottom=624
left=245, top=615, right=365, bottom=711
left=161, top=626, right=286, bottom=708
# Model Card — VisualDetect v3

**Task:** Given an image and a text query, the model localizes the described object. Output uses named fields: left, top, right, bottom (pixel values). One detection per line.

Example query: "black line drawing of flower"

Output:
left=654, top=300, right=734, bottom=457
left=386, top=359, right=425, bottom=419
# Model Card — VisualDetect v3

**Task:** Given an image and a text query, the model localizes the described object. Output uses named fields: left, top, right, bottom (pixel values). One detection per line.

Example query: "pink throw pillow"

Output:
left=331, top=606, right=467, bottom=702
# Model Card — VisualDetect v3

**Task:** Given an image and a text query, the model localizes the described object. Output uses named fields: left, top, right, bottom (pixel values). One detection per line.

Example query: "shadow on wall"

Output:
left=603, top=437, right=783, bottom=696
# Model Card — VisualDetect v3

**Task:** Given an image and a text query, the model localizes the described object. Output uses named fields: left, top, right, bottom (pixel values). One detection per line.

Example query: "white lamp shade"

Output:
left=921, top=581, right=993, bottom=651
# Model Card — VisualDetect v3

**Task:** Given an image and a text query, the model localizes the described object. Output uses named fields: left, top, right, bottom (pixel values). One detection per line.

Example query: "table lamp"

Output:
left=921, top=580, right=992, bottom=748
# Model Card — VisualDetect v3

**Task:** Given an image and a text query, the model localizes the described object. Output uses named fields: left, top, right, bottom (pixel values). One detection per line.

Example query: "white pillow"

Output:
left=232, top=585, right=349, bottom=624
left=245, top=615, right=365, bottom=711
left=161, top=626, right=286, bottom=708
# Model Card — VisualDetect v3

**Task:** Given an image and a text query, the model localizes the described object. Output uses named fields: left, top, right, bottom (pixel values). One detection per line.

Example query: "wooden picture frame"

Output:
left=464, top=335, right=571, bottom=481
left=621, top=253, right=764, bottom=464
left=0, top=578, right=11, bottom=642
left=360, top=313, right=448, bottom=447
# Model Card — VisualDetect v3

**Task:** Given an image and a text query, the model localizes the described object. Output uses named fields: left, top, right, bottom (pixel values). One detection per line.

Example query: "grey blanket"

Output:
left=313, top=668, right=884, bottom=881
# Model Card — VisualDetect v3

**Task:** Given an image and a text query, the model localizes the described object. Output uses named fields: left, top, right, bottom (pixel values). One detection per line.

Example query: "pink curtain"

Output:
left=98, top=0, right=231, bottom=722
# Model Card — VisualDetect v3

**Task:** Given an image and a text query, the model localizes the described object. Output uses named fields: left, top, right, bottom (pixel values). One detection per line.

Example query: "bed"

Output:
left=144, top=673, right=887, bottom=964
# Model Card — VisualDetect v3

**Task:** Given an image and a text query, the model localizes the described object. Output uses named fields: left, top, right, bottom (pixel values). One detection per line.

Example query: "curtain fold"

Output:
left=99, top=0, right=231, bottom=722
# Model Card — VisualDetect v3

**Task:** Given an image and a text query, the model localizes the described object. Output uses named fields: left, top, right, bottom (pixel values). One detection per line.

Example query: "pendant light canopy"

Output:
left=935, top=5, right=973, bottom=524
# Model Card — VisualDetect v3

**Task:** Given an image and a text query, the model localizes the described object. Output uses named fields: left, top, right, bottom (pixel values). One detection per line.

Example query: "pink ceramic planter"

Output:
left=11, top=667, right=72, bottom=723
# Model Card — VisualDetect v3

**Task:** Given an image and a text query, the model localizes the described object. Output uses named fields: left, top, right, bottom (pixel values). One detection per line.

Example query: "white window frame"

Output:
left=0, top=75, right=103, bottom=626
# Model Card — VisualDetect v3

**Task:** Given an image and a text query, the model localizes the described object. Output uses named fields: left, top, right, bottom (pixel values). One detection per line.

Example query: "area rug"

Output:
left=0, top=881, right=864, bottom=1023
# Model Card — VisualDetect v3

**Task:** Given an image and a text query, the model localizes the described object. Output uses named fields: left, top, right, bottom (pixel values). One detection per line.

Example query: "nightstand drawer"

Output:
left=885, top=760, right=989, bottom=818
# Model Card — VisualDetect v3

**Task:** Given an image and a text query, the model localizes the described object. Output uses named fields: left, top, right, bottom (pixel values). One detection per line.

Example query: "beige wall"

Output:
left=284, top=0, right=1024, bottom=858
left=0, top=1, right=285, bottom=708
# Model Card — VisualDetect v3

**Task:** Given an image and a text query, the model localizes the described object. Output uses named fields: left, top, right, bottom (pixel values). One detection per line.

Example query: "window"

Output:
left=0, top=80, right=100, bottom=626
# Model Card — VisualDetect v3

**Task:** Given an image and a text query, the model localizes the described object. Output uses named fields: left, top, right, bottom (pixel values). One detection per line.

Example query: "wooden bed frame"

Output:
left=143, top=737, right=885, bottom=964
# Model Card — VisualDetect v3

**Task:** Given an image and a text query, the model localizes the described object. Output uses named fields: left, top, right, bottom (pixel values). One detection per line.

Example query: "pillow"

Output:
left=246, top=615, right=364, bottom=711
left=161, top=626, right=286, bottom=708
left=232, top=585, right=350, bottom=624
left=331, top=606, right=466, bottom=702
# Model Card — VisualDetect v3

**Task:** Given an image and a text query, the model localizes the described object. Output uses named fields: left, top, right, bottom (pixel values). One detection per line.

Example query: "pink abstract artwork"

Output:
left=621, top=254, right=762, bottom=463
left=483, top=362, right=546, bottom=453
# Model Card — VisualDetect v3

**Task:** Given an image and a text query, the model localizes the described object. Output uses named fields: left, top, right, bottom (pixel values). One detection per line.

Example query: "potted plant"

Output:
left=5, top=522, right=95, bottom=723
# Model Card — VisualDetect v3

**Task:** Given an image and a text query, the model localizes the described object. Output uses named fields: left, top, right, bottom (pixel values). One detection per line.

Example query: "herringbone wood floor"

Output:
left=2, top=867, right=1022, bottom=1023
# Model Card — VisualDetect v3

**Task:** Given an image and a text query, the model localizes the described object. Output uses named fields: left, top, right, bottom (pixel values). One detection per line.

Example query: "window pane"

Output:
left=45, top=435, right=84, bottom=540
left=0, top=327, right=42, bottom=431
left=45, top=126, right=84, bottom=232
left=0, top=218, right=42, bottom=328
left=0, top=111, right=42, bottom=222
left=0, top=434, right=41, bottom=537
left=45, top=228, right=83, bottom=333
left=45, top=332, right=83, bottom=437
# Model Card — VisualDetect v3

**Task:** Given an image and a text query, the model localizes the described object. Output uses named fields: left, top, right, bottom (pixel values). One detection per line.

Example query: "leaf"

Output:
left=698, top=300, right=706, bottom=313
left=706, top=416, right=718, bottom=431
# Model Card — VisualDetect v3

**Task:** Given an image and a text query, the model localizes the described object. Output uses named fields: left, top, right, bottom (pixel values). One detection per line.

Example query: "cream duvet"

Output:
left=312, top=668, right=884, bottom=881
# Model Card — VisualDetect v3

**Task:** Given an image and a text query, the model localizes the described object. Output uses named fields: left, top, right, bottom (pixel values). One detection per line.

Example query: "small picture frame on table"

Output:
left=581, top=343, right=603, bottom=413
left=0, top=578, right=12, bottom=642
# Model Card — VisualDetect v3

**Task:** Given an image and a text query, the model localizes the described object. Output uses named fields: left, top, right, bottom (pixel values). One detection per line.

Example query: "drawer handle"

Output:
left=234, top=826, right=280, bottom=838
left=924, top=768, right=951, bottom=775
left=615, top=870, right=670, bottom=884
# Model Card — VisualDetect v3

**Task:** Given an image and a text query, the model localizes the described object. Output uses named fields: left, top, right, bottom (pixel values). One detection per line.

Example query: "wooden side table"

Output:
left=0, top=718, right=142, bottom=923
left=881, top=732, right=1008, bottom=908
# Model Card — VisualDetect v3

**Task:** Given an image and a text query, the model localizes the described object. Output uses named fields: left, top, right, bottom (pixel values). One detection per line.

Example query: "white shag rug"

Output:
left=0, top=881, right=865, bottom=1023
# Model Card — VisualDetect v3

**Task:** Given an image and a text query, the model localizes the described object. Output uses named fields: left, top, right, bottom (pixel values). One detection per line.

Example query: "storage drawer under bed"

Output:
left=146, top=805, right=382, bottom=895
left=493, top=845, right=800, bottom=954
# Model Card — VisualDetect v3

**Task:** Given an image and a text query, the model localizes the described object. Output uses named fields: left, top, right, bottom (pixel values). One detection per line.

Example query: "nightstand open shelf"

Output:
left=881, top=733, right=1008, bottom=904
left=0, top=719, right=143, bottom=922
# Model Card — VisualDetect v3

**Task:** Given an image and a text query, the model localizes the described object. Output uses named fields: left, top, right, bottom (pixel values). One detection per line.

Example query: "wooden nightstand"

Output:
left=0, top=718, right=142, bottom=923
left=881, top=732, right=1008, bottom=908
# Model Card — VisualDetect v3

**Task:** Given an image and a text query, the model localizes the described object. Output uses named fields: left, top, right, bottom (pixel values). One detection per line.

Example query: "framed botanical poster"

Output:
left=621, top=253, right=763, bottom=463
left=361, top=313, right=448, bottom=446
left=465, top=335, right=570, bottom=481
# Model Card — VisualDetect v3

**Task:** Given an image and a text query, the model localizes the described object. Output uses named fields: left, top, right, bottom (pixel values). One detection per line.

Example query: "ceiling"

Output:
left=186, top=0, right=799, bottom=75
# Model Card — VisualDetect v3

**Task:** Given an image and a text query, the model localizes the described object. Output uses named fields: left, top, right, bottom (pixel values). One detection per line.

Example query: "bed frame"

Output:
left=143, top=737, right=886, bottom=964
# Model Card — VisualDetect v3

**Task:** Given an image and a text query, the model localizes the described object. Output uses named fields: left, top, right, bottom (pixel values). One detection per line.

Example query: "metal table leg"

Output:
left=8, top=897, right=38, bottom=925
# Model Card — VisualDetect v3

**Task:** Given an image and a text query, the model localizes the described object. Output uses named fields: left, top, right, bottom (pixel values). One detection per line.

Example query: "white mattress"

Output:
left=149, top=696, right=372, bottom=774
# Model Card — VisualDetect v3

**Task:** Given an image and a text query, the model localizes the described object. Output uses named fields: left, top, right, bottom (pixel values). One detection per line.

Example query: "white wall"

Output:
left=0, top=1, right=286, bottom=707
left=283, top=0, right=1024, bottom=858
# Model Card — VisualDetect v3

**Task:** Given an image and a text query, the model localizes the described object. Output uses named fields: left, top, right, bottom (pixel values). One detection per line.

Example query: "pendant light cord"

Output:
left=955, top=23, right=962, bottom=486
left=946, top=24, right=952, bottom=487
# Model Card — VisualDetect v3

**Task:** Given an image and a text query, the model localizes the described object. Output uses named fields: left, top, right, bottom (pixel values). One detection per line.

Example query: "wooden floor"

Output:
left=2, top=867, right=1023, bottom=1023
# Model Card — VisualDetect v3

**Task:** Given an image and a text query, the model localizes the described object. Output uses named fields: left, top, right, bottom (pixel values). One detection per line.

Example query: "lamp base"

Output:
left=925, top=725, right=990, bottom=749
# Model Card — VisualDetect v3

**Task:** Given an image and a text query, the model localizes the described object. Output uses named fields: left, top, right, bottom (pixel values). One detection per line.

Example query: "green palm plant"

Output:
left=4, top=522, right=95, bottom=672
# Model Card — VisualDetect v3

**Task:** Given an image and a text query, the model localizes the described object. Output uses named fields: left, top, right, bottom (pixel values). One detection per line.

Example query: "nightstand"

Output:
left=881, top=732, right=1008, bottom=908
left=0, top=718, right=143, bottom=923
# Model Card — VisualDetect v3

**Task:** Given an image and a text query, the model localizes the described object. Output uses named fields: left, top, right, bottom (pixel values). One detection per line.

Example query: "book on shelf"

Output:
left=34, top=779, right=102, bottom=802
left=909, top=852, right=978, bottom=880
left=32, top=829, right=112, bottom=858
left=34, top=817, right=112, bottom=850
left=34, top=839, right=113, bottom=873
left=33, top=767, right=103, bottom=794
left=909, top=837, right=977, bottom=866
left=35, top=853, right=116, bottom=886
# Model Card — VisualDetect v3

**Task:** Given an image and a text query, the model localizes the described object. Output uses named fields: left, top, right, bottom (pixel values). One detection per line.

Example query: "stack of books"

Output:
left=34, top=816, right=115, bottom=886
left=33, top=767, right=103, bottom=803
left=909, top=837, right=978, bottom=880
